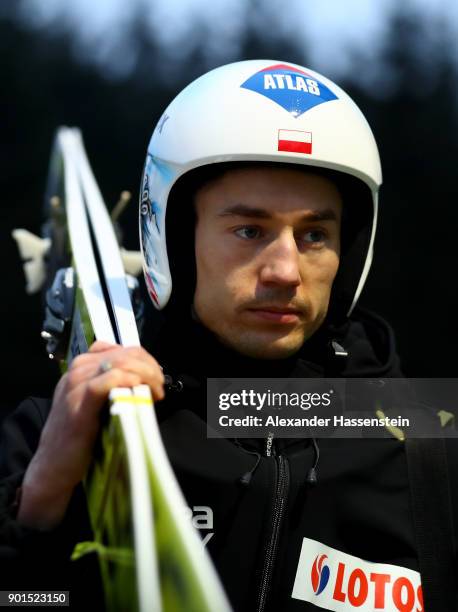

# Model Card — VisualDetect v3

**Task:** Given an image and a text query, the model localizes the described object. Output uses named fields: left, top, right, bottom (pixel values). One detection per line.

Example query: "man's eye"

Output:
left=302, top=230, right=326, bottom=243
left=234, top=226, right=261, bottom=240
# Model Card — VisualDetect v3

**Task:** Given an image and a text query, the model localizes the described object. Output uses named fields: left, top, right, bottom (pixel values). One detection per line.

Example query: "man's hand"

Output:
left=17, top=341, right=165, bottom=530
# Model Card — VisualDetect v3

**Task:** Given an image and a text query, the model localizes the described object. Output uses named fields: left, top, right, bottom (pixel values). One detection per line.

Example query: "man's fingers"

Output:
left=72, top=345, right=164, bottom=379
left=73, top=362, right=164, bottom=404
left=82, top=368, right=164, bottom=407
left=67, top=344, right=165, bottom=404
left=101, top=354, right=164, bottom=383
left=84, top=344, right=162, bottom=375
left=88, top=340, right=119, bottom=353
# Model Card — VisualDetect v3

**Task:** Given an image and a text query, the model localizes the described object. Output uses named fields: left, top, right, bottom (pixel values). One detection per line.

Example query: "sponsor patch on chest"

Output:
left=292, top=537, right=423, bottom=611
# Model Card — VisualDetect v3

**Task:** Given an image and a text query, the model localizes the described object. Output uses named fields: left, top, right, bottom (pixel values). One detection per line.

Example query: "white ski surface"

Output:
left=58, top=129, right=116, bottom=344
left=110, top=388, right=161, bottom=612
left=57, top=127, right=161, bottom=612
left=134, top=385, right=234, bottom=612
left=64, top=126, right=232, bottom=612
left=70, top=128, right=140, bottom=347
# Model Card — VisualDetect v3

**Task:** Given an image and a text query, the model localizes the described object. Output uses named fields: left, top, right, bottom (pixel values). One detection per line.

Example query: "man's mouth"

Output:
left=245, top=306, right=303, bottom=324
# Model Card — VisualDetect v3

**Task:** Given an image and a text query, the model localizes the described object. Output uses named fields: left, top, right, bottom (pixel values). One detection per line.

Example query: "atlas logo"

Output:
left=241, top=63, right=338, bottom=117
left=311, top=554, right=330, bottom=595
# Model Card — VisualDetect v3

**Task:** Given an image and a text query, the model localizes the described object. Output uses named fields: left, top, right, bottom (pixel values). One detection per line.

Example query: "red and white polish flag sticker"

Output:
left=278, top=129, right=312, bottom=154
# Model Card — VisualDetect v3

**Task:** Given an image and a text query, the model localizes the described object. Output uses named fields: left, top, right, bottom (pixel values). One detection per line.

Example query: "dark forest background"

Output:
left=1, top=1, right=457, bottom=415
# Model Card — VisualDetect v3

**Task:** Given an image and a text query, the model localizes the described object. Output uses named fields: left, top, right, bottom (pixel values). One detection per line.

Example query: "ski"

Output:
left=14, top=127, right=232, bottom=612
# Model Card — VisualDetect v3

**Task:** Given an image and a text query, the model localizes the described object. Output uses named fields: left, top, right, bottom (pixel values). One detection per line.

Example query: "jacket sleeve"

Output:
left=0, top=397, right=96, bottom=591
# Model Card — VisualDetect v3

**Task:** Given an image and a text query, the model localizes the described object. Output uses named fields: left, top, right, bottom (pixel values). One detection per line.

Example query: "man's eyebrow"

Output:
left=217, top=204, right=338, bottom=222
left=217, top=204, right=272, bottom=219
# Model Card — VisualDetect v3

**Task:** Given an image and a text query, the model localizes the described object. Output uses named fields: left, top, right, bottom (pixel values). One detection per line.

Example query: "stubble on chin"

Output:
left=213, top=320, right=307, bottom=360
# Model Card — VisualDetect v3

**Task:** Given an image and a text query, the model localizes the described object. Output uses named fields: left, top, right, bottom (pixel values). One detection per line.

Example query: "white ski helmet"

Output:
left=139, top=59, right=381, bottom=320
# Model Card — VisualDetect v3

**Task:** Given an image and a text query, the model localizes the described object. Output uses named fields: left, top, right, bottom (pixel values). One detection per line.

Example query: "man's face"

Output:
left=193, top=166, right=342, bottom=359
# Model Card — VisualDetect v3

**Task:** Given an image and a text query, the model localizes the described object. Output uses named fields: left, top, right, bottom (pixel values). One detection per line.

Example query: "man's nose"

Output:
left=258, top=231, right=301, bottom=287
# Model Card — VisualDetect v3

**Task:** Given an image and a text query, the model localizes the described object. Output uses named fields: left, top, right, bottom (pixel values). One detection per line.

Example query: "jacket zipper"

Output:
left=256, top=435, right=289, bottom=612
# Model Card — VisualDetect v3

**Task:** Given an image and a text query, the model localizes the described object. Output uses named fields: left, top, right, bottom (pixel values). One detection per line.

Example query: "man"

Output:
left=0, top=60, right=456, bottom=611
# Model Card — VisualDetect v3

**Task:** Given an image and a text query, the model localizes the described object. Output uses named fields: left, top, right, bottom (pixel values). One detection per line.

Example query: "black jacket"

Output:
left=0, top=308, right=456, bottom=611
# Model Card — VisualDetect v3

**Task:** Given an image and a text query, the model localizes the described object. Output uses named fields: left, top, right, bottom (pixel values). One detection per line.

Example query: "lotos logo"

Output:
left=293, top=537, right=424, bottom=611
left=311, top=554, right=330, bottom=595
left=241, top=63, right=338, bottom=118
